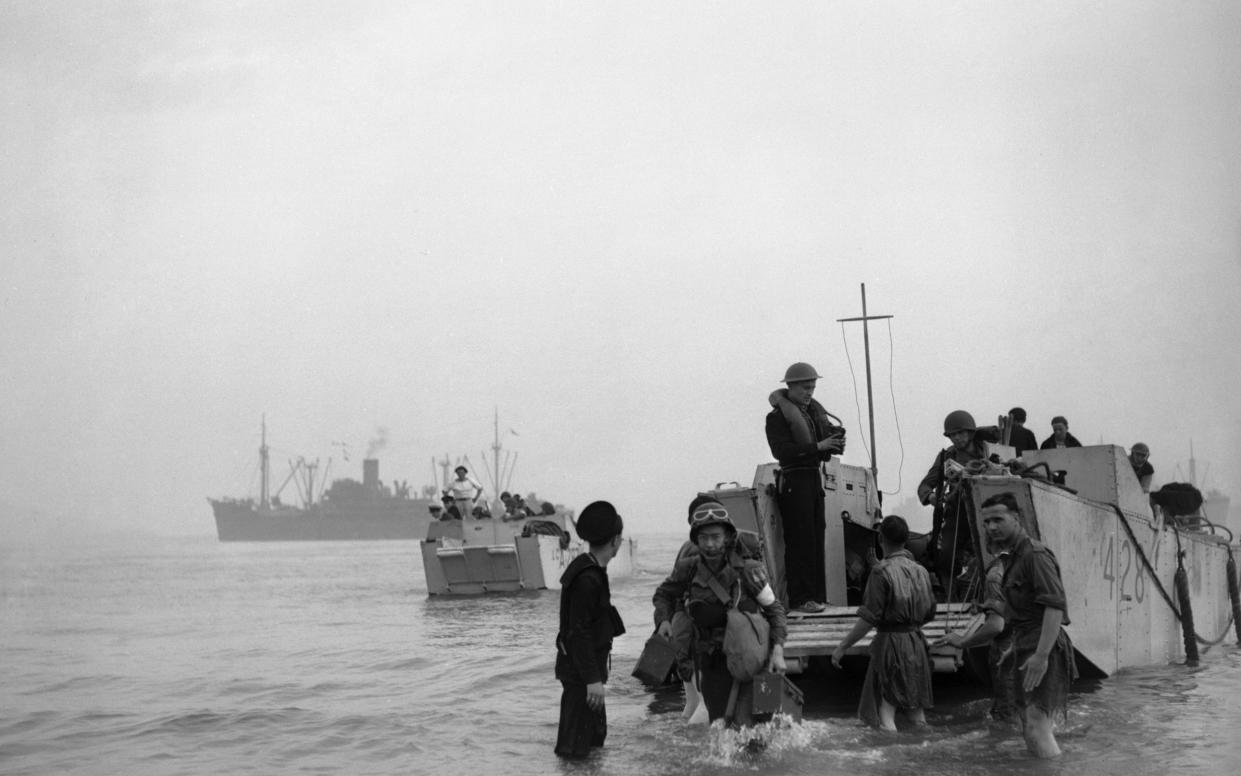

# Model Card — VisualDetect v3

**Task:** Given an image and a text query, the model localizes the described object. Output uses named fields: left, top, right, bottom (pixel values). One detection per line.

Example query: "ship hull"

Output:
left=212, top=500, right=434, bottom=541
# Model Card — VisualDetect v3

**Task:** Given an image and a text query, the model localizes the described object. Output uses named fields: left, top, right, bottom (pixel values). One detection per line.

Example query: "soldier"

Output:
left=917, top=410, right=996, bottom=591
left=764, top=362, right=846, bottom=613
left=653, top=501, right=787, bottom=724
left=831, top=515, right=936, bottom=731
left=1128, top=443, right=1154, bottom=492
left=941, top=492, right=1076, bottom=758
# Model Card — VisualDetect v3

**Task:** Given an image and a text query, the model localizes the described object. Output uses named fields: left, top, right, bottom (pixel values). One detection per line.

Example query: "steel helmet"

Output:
left=781, top=362, right=821, bottom=383
left=689, top=501, right=737, bottom=543
left=943, top=410, right=976, bottom=436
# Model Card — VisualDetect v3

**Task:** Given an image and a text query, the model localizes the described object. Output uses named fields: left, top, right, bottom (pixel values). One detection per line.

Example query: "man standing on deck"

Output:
left=830, top=515, right=936, bottom=731
left=1007, top=407, right=1039, bottom=457
left=941, top=492, right=1076, bottom=758
left=554, top=501, right=626, bottom=759
left=764, top=362, right=846, bottom=613
left=444, top=465, right=483, bottom=519
left=1039, top=416, right=1082, bottom=450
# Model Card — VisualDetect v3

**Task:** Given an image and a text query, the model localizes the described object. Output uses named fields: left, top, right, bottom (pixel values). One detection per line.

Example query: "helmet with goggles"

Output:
left=689, top=501, right=737, bottom=543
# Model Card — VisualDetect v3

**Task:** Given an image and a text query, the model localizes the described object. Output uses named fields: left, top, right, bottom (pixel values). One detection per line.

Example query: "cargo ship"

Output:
left=210, top=421, right=437, bottom=541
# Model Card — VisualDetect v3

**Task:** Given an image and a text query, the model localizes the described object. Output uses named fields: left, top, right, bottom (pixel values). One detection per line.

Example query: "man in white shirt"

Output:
left=444, top=465, right=484, bottom=518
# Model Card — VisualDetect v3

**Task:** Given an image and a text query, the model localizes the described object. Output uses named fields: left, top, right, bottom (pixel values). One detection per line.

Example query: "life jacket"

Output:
left=768, top=389, right=837, bottom=447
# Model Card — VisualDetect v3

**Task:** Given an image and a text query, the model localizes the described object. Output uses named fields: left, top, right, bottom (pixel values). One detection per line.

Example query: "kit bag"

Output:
left=722, top=588, right=770, bottom=681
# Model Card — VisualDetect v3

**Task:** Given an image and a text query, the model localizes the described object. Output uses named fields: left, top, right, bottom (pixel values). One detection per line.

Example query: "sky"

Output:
left=2, top=1, right=1239, bottom=541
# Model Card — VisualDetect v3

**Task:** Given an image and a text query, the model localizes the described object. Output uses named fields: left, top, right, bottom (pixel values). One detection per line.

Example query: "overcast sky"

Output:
left=3, top=1, right=1239, bottom=540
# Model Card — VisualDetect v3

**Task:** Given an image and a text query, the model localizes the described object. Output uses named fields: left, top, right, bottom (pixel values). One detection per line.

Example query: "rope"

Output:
left=1109, top=504, right=1235, bottom=650
left=1173, top=528, right=1199, bottom=666
left=1227, top=552, right=1241, bottom=646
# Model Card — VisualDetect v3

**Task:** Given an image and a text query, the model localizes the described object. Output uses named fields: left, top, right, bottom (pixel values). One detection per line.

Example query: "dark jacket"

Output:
left=555, top=553, right=624, bottom=685
left=1039, top=433, right=1083, bottom=450
left=1009, top=426, right=1039, bottom=456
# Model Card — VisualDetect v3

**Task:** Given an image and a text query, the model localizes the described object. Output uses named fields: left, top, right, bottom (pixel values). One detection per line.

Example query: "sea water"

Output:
left=3, top=532, right=1240, bottom=776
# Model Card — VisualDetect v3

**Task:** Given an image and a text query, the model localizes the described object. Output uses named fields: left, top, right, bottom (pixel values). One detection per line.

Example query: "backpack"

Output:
left=722, top=584, right=770, bottom=681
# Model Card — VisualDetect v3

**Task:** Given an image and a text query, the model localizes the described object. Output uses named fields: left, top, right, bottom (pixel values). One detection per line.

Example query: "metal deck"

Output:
left=783, top=601, right=977, bottom=672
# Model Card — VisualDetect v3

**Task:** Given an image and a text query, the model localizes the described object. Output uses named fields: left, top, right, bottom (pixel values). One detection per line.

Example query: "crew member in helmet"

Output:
left=917, top=410, right=998, bottom=591
left=554, top=501, right=627, bottom=758
left=764, top=361, right=846, bottom=614
left=652, top=501, right=788, bottom=725
left=1128, top=443, right=1154, bottom=492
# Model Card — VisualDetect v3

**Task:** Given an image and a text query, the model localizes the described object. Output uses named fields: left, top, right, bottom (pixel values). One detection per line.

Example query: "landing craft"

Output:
left=421, top=510, right=636, bottom=595
left=698, top=440, right=1239, bottom=679
left=420, top=412, right=636, bottom=594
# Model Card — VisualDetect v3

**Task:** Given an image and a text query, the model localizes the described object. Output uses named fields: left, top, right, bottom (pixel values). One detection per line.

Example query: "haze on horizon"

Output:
left=2, top=1, right=1240, bottom=542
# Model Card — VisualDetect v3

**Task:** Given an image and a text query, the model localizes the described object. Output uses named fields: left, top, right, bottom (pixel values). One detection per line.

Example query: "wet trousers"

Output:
left=697, top=649, right=755, bottom=726
left=554, top=681, right=606, bottom=758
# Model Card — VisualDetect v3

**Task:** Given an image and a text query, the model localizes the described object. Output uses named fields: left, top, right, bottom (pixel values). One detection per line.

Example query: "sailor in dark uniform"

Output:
left=554, top=501, right=626, bottom=759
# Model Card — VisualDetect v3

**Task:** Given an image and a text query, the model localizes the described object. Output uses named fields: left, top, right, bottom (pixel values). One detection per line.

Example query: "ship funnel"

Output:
left=363, top=458, right=380, bottom=492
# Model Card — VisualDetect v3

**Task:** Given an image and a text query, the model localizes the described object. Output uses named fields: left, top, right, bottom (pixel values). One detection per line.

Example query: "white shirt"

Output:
left=445, top=475, right=483, bottom=500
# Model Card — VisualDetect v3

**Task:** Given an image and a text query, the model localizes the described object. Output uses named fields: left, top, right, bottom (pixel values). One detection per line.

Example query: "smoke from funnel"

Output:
left=366, top=426, right=389, bottom=458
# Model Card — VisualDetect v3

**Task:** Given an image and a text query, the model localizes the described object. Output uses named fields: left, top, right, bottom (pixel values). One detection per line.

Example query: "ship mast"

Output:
left=491, top=408, right=502, bottom=500
left=836, top=283, right=893, bottom=485
left=260, top=415, right=270, bottom=509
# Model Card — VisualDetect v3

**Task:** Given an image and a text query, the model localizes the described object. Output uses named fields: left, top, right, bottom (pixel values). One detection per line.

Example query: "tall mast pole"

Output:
left=260, top=415, right=270, bottom=510
left=492, top=407, right=502, bottom=499
left=836, top=283, right=893, bottom=484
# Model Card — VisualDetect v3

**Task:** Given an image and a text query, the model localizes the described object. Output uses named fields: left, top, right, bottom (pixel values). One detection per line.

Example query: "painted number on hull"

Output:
left=1100, top=534, right=1147, bottom=604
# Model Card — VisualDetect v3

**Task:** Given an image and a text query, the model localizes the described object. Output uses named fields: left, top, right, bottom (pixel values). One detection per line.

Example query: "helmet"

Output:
left=689, top=501, right=737, bottom=542
left=943, top=410, right=976, bottom=436
left=781, top=362, right=821, bottom=383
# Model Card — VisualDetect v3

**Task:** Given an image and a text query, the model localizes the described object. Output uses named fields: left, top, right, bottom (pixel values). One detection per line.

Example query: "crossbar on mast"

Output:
left=836, top=283, right=893, bottom=485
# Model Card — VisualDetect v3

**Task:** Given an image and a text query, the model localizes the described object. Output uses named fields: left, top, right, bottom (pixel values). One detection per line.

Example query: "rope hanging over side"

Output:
left=1227, top=551, right=1241, bottom=647
left=1110, top=504, right=1235, bottom=652
left=1172, top=528, right=1199, bottom=667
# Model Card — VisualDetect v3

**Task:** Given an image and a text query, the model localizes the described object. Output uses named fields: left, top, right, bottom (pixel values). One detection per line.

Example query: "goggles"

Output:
left=690, top=503, right=730, bottom=525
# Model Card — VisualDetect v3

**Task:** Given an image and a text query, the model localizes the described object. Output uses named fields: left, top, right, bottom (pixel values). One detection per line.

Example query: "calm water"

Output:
left=3, top=532, right=1240, bottom=776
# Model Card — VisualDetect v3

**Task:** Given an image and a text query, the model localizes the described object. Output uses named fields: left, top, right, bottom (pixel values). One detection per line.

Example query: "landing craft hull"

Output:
left=971, top=446, right=1236, bottom=676
left=706, top=445, right=1237, bottom=676
left=421, top=515, right=635, bottom=594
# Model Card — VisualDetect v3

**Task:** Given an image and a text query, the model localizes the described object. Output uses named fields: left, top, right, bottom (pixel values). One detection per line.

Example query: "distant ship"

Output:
left=210, top=422, right=437, bottom=541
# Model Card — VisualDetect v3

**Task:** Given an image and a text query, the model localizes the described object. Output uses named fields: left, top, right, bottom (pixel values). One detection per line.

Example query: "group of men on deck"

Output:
left=553, top=360, right=1085, bottom=762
